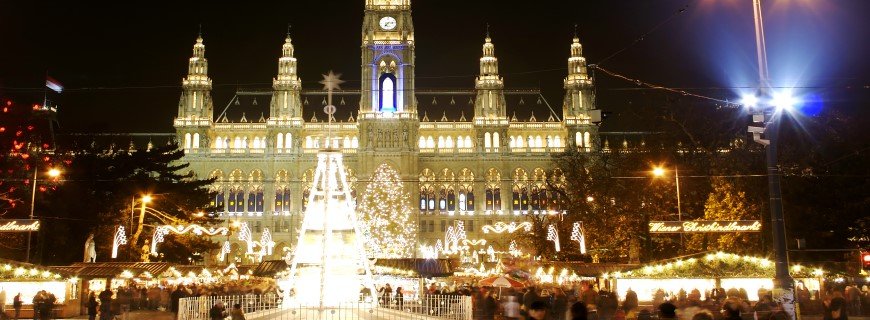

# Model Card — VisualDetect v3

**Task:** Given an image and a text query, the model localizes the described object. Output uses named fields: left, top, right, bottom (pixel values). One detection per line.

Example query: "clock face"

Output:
left=379, top=16, right=397, bottom=30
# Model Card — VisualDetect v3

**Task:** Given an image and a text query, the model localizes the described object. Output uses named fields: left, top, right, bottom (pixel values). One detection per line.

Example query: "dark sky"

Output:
left=1, top=0, right=867, bottom=133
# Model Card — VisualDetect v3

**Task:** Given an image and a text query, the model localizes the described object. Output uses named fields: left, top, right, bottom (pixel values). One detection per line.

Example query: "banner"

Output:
left=45, top=76, right=63, bottom=93
left=649, top=220, right=761, bottom=233
left=0, top=219, right=41, bottom=232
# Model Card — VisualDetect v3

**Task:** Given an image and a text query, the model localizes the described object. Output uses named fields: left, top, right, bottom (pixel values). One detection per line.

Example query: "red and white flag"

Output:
left=45, top=76, right=63, bottom=93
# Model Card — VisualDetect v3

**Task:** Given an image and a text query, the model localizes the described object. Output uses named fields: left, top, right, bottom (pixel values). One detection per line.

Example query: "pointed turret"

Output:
left=270, top=32, right=303, bottom=121
left=562, top=32, right=601, bottom=151
left=177, top=35, right=214, bottom=121
left=175, top=34, right=214, bottom=151
left=473, top=34, right=507, bottom=123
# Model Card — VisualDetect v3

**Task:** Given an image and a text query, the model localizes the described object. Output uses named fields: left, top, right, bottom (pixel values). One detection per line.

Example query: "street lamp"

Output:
left=27, top=166, right=62, bottom=263
left=744, top=0, right=795, bottom=317
left=129, top=194, right=153, bottom=259
left=651, top=166, right=683, bottom=245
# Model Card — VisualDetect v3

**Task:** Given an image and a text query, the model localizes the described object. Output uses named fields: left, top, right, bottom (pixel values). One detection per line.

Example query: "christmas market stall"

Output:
left=602, top=252, right=830, bottom=303
left=0, top=258, right=80, bottom=318
left=372, top=258, right=457, bottom=298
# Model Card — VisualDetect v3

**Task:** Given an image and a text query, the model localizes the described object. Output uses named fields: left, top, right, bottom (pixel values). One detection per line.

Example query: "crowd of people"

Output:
left=460, top=281, right=870, bottom=320
left=82, top=279, right=277, bottom=319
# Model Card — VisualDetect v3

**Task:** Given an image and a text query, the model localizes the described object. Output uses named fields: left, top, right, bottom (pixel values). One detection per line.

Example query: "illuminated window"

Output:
left=277, top=134, right=284, bottom=150
left=379, top=73, right=397, bottom=112
left=192, top=133, right=200, bottom=149
left=184, top=133, right=192, bottom=149
left=215, top=191, right=225, bottom=212
left=234, top=190, right=245, bottom=213
left=458, top=193, right=466, bottom=211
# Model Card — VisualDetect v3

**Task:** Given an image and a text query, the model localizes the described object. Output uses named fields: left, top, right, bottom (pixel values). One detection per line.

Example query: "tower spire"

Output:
left=270, top=30, right=303, bottom=121
left=473, top=32, right=507, bottom=122
left=563, top=34, right=600, bottom=151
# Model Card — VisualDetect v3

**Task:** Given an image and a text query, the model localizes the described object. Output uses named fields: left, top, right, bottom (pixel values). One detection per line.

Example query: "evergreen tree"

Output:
left=37, top=142, right=218, bottom=264
left=357, top=163, right=417, bottom=258
left=686, top=177, right=761, bottom=254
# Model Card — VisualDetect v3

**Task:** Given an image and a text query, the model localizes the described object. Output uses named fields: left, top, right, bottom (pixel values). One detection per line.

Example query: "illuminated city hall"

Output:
left=173, top=0, right=601, bottom=262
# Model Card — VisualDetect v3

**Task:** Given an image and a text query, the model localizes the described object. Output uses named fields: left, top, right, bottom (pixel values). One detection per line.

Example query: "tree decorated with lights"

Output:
left=687, top=177, right=760, bottom=254
left=357, top=163, right=417, bottom=258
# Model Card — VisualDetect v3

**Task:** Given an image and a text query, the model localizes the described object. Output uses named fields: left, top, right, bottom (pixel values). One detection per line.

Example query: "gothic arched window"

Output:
left=379, top=73, right=397, bottom=112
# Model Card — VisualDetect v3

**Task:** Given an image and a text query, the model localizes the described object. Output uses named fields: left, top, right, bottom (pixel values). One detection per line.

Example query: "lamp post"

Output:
left=129, top=194, right=152, bottom=260
left=652, top=166, right=683, bottom=246
left=26, top=167, right=61, bottom=263
left=744, top=0, right=795, bottom=318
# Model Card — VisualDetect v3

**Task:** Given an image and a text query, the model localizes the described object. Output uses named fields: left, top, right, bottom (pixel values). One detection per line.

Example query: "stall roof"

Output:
left=375, top=258, right=456, bottom=277
left=547, top=262, right=638, bottom=277
left=0, top=258, right=73, bottom=280
left=69, top=262, right=172, bottom=276
left=252, top=260, right=288, bottom=277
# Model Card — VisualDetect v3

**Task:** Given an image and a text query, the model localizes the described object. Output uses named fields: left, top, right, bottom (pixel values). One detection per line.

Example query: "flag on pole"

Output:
left=45, top=77, right=63, bottom=93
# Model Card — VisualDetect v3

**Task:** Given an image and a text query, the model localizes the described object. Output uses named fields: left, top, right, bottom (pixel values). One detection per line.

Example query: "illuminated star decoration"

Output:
left=112, top=226, right=128, bottom=259
left=546, top=224, right=560, bottom=252
left=570, top=222, right=587, bottom=254
left=319, top=70, right=345, bottom=92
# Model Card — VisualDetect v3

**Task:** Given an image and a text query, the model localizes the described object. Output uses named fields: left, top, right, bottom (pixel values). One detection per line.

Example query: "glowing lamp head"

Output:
left=652, top=167, right=666, bottom=177
left=47, top=168, right=61, bottom=178
left=141, top=195, right=153, bottom=203
left=772, top=91, right=799, bottom=112
left=741, top=94, right=759, bottom=109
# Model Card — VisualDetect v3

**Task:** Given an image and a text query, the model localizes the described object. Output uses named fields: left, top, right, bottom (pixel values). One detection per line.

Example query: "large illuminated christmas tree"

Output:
left=358, top=163, right=417, bottom=258
left=281, top=72, right=378, bottom=308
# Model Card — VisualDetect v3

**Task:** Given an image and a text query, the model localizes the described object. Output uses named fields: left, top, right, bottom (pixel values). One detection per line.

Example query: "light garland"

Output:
left=0, top=264, right=62, bottom=280
left=258, top=228, right=276, bottom=258
left=162, top=224, right=228, bottom=236
left=112, top=226, right=128, bottom=259
left=462, top=239, right=487, bottom=246
left=151, top=224, right=229, bottom=257
left=546, top=224, right=560, bottom=252
left=443, top=221, right=467, bottom=254
left=605, top=251, right=832, bottom=279
left=486, top=245, right=496, bottom=262
left=238, top=222, right=254, bottom=254
left=482, top=221, right=533, bottom=234
left=509, top=240, right=521, bottom=257
left=570, top=222, right=587, bottom=254
left=219, top=241, right=231, bottom=262
left=150, top=227, right=169, bottom=256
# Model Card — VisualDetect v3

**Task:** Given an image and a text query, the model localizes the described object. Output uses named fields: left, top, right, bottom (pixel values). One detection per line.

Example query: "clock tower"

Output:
left=358, top=0, right=419, bottom=187
left=360, top=0, right=415, bottom=115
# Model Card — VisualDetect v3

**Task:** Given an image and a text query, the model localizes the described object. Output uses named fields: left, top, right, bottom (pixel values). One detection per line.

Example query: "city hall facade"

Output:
left=173, top=0, right=600, bottom=262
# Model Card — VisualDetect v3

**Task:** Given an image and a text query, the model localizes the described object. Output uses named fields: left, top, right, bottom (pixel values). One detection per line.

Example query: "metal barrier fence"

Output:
left=178, top=294, right=472, bottom=320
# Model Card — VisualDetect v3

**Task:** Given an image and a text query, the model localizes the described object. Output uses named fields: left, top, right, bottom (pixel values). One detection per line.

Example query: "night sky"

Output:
left=1, top=0, right=866, bottom=133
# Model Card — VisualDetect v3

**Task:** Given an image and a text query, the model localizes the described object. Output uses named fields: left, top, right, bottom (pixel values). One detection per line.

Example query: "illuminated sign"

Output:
left=649, top=220, right=762, bottom=233
left=0, top=219, right=41, bottom=232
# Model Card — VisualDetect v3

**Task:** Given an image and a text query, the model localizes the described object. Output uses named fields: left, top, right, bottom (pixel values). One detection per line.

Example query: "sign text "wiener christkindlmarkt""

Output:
left=648, top=220, right=762, bottom=233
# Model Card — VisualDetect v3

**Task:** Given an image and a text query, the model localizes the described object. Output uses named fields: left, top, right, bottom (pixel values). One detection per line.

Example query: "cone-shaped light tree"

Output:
left=357, top=163, right=417, bottom=258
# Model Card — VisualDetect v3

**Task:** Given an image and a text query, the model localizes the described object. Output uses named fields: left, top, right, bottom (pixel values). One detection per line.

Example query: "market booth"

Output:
left=602, top=252, right=828, bottom=303
left=0, top=258, right=80, bottom=318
